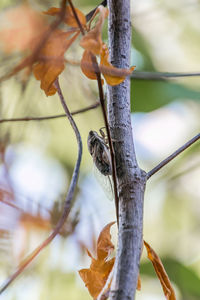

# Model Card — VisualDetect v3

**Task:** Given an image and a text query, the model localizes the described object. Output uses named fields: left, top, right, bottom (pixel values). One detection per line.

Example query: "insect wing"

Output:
left=93, top=165, right=113, bottom=201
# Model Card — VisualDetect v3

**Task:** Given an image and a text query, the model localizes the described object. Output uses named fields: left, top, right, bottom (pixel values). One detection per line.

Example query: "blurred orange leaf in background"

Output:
left=79, top=222, right=115, bottom=299
left=144, top=240, right=176, bottom=300
left=0, top=4, right=47, bottom=53
left=44, top=5, right=86, bottom=28
left=33, top=29, right=79, bottom=96
left=0, top=3, right=135, bottom=95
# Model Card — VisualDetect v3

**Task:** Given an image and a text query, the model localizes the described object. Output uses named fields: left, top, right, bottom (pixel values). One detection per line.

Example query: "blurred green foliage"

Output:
left=131, top=79, right=200, bottom=112
left=141, top=258, right=200, bottom=300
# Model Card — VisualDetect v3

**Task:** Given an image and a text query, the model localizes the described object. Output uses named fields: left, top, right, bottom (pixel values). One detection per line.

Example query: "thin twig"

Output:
left=86, top=0, right=107, bottom=22
left=147, top=133, right=200, bottom=180
left=90, top=54, right=119, bottom=224
left=131, top=71, right=200, bottom=80
left=0, top=79, right=82, bottom=294
left=0, top=101, right=100, bottom=124
left=68, top=0, right=85, bottom=35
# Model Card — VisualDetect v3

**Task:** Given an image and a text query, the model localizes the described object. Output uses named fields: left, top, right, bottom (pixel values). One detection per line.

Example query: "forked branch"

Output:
left=147, top=133, right=200, bottom=179
left=0, top=78, right=82, bottom=294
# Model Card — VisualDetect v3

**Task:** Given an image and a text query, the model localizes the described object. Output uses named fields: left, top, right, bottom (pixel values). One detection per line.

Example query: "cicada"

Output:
left=87, top=130, right=113, bottom=200
left=87, top=130, right=112, bottom=176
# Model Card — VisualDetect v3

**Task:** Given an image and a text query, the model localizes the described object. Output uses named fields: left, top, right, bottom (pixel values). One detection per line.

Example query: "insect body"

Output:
left=87, top=130, right=112, bottom=176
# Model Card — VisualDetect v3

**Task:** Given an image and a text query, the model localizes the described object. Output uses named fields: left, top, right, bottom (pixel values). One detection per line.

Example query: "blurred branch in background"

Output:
left=131, top=71, right=200, bottom=80
left=1, top=69, right=200, bottom=124
left=0, top=101, right=100, bottom=124
left=147, top=133, right=200, bottom=179
left=0, top=78, right=83, bottom=294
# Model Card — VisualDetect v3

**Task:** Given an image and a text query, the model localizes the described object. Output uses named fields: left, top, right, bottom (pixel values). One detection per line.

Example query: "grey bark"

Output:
left=107, top=1, right=146, bottom=299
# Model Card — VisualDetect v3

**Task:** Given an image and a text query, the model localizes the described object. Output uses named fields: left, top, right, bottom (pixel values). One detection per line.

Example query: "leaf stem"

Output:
left=68, top=0, right=85, bottom=35
left=147, top=133, right=200, bottom=179
left=0, top=78, right=82, bottom=294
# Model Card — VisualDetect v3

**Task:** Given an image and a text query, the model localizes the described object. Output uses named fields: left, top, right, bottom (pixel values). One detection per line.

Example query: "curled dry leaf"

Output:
left=81, top=50, right=97, bottom=80
left=79, top=222, right=115, bottom=299
left=33, top=30, right=79, bottom=96
left=100, top=44, right=135, bottom=86
left=43, top=6, right=86, bottom=28
left=144, top=240, right=176, bottom=300
left=80, top=5, right=108, bottom=55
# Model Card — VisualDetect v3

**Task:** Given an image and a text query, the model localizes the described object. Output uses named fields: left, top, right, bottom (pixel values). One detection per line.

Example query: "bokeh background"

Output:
left=0, top=0, right=200, bottom=299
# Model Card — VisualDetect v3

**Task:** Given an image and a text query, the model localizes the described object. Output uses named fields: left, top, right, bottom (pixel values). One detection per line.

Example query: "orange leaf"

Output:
left=79, top=268, right=108, bottom=299
left=80, top=5, right=108, bottom=55
left=144, top=241, right=176, bottom=300
left=0, top=4, right=47, bottom=54
left=97, top=222, right=115, bottom=260
left=100, top=44, right=135, bottom=86
left=81, top=50, right=97, bottom=80
left=79, top=222, right=115, bottom=299
left=33, top=30, right=79, bottom=96
left=44, top=6, right=86, bottom=28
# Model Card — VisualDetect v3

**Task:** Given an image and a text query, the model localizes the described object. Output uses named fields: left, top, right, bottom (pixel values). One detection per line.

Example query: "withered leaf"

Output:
left=97, top=221, right=115, bottom=260
left=144, top=240, right=176, bottom=300
left=80, top=5, right=108, bottom=55
left=79, top=222, right=115, bottom=299
left=80, top=50, right=97, bottom=80
left=100, top=44, right=135, bottom=86
left=33, top=29, right=79, bottom=96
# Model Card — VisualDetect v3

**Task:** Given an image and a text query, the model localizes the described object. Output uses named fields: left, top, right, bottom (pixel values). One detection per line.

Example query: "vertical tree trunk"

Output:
left=107, top=1, right=147, bottom=299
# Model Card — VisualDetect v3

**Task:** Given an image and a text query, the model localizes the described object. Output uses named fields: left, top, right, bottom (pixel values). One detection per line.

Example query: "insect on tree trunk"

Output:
left=107, top=0, right=147, bottom=299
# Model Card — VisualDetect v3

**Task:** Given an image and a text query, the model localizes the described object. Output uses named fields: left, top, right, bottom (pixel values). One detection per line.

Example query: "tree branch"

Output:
left=147, top=133, right=200, bottom=180
left=0, top=78, right=82, bottom=294
left=108, top=1, right=146, bottom=299
left=0, top=101, right=100, bottom=124
left=131, top=71, right=200, bottom=80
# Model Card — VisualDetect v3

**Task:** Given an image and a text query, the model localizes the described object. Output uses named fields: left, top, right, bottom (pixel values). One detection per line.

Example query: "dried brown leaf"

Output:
left=79, top=222, right=115, bottom=299
left=100, top=44, right=135, bottom=86
left=80, top=5, right=108, bottom=55
left=144, top=240, right=176, bottom=300
left=33, top=30, right=79, bottom=95
left=80, top=50, right=97, bottom=80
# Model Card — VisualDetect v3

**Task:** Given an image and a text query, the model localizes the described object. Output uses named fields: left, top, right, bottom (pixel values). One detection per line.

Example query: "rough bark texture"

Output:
left=107, top=1, right=146, bottom=299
